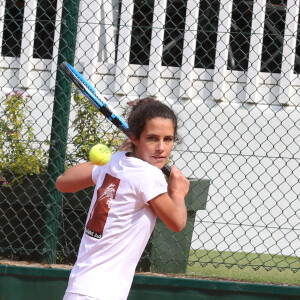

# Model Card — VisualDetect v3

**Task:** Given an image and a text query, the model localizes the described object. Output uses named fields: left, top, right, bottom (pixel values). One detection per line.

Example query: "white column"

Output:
left=211, top=0, right=233, bottom=102
left=19, top=0, right=38, bottom=88
left=244, top=0, right=267, bottom=104
left=278, top=0, right=299, bottom=105
left=114, top=0, right=134, bottom=95
left=76, top=0, right=102, bottom=81
left=50, top=0, right=63, bottom=90
left=179, top=0, right=200, bottom=99
left=146, top=0, right=168, bottom=97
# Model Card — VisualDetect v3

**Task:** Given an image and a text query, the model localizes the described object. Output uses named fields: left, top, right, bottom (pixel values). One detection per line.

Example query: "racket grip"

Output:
left=162, top=165, right=171, bottom=177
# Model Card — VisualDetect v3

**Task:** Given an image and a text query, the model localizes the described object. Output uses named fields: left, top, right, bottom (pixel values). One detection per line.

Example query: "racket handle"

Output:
left=162, top=165, right=171, bottom=177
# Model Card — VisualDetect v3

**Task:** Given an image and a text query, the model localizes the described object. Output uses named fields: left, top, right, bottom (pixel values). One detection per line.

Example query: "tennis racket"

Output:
left=60, top=62, right=171, bottom=177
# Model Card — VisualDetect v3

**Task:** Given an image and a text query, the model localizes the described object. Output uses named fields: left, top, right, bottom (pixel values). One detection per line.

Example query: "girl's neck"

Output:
left=126, top=151, right=135, bottom=158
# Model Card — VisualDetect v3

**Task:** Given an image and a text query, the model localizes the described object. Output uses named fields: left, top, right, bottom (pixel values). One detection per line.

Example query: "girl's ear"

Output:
left=130, top=134, right=138, bottom=146
left=121, top=138, right=133, bottom=151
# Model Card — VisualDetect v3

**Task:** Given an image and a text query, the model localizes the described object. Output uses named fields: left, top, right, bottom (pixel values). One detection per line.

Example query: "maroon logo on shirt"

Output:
left=85, top=173, right=120, bottom=239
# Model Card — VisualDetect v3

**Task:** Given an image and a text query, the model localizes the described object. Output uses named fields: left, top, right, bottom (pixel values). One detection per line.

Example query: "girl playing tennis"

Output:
left=56, top=98, right=190, bottom=300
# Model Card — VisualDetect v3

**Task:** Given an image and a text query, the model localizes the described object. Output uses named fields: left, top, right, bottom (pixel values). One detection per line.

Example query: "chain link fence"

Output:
left=0, top=0, right=299, bottom=275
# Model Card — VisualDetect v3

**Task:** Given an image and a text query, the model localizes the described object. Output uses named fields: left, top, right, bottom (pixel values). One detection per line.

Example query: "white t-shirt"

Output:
left=65, top=151, right=168, bottom=300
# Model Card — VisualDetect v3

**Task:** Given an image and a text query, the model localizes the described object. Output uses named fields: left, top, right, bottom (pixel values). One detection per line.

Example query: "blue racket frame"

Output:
left=61, top=61, right=171, bottom=177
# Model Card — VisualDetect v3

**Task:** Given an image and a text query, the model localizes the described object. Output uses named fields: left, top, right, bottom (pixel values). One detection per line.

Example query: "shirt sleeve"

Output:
left=92, top=165, right=101, bottom=184
left=139, top=168, right=168, bottom=204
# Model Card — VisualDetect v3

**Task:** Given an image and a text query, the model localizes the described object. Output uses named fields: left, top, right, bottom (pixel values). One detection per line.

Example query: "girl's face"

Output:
left=131, top=117, right=175, bottom=169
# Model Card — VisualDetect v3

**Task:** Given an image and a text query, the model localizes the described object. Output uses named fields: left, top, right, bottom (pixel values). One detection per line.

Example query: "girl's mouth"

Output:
left=152, top=155, right=166, bottom=162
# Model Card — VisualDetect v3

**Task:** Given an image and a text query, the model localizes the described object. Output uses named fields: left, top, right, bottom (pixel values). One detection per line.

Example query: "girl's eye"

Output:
left=164, top=137, right=174, bottom=143
left=147, top=136, right=156, bottom=141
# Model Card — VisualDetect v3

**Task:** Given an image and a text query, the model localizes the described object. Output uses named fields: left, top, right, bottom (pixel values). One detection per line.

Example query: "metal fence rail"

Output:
left=0, top=0, right=299, bottom=275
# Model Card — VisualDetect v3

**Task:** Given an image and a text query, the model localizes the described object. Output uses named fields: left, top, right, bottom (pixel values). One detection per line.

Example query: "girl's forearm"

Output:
left=56, top=162, right=95, bottom=193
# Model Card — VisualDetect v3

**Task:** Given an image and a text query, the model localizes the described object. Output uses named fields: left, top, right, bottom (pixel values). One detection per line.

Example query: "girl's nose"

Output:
left=156, top=140, right=164, bottom=152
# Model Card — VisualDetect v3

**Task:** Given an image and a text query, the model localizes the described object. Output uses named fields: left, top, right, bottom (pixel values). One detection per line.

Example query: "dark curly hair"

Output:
left=127, top=97, right=178, bottom=142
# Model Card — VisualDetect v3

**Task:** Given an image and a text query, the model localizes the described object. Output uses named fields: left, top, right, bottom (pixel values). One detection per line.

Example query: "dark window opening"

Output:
left=162, top=0, right=187, bottom=67
left=194, top=0, right=220, bottom=69
left=261, top=0, right=287, bottom=73
left=33, top=0, right=57, bottom=59
left=2, top=0, right=25, bottom=57
left=227, top=0, right=253, bottom=71
left=130, top=0, right=154, bottom=65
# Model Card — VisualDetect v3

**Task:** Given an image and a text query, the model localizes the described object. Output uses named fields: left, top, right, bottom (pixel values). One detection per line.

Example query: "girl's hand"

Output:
left=167, top=166, right=190, bottom=199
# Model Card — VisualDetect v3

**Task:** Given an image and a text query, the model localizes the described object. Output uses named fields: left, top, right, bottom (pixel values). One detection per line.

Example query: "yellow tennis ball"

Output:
left=89, top=144, right=111, bottom=166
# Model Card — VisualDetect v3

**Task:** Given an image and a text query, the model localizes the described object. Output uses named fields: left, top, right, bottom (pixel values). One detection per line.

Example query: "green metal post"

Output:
left=43, top=0, right=80, bottom=263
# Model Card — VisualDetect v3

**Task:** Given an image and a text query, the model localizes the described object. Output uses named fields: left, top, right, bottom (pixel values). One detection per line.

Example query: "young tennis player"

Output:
left=56, top=98, right=190, bottom=300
